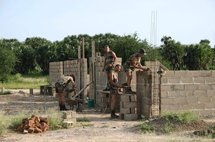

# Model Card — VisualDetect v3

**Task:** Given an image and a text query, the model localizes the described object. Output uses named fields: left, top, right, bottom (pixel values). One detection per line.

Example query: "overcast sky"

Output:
left=0, top=0, right=215, bottom=46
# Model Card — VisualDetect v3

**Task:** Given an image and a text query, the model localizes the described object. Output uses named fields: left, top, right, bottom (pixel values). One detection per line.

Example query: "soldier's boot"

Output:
left=125, top=87, right=136, bottom=94
left=111, top=110, right=119, bottom=119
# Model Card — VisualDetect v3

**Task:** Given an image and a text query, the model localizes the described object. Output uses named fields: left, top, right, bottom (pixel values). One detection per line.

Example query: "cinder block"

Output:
left=194, top=77, right=205, bottom=84
left=120, top=108, right=137, bottom=114
left=124, top=114, right=138, bottom=121
left=120, top=95, right=137, bottom=102
left=62, top=111, right=77, bottom=119
left=120, top=102, right=137, bottom=109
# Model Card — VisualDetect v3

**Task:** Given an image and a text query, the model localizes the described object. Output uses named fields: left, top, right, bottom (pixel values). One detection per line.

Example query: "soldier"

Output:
left=55, top=74, right=76, bottom=111
left=108, top=64, right=122, bottom=119
left=103, top=45, right=117, bottom=91
left=123, top=48, right=149, bottom=94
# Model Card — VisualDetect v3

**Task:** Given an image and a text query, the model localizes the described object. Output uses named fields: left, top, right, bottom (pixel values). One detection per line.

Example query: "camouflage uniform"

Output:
left=109, top=72, right=119, bottom=95
left=104, top=50, right=115, bottom=73
left=123, top=53, right=140, bottom=72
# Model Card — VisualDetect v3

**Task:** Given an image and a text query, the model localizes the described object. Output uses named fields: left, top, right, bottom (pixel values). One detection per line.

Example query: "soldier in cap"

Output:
left=123, top=48, right=149, bottom=94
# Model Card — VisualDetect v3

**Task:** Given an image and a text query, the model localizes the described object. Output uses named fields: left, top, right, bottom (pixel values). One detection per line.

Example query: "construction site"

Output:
left=0, top=42, right=215, bottom=142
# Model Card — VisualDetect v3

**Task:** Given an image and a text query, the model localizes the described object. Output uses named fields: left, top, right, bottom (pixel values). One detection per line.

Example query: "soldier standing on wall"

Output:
left=103, top=45, right=117, bottom=91
left=123, top=48, right=149, bottom=94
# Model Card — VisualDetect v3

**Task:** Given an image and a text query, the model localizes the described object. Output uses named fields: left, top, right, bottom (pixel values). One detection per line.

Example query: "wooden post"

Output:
left=78, top=45, right=81, bottom=59
left=82, top=37, right=85, bottom=58
left=91, top=41, right=96, bottom=102
left=29, top=88, right=33, bottom=95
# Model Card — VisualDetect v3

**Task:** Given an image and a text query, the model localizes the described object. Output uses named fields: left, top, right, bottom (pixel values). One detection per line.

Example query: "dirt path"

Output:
left=1, top=112, right=214, bottom=142
left=0, top=93, right=214, bottom=142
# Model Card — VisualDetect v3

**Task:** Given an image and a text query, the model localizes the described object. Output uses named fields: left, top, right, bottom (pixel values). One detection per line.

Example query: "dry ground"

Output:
left=0, top=91, right=214, bottom=142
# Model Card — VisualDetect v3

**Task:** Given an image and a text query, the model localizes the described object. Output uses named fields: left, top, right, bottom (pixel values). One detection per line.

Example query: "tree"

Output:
left=0, top=48, right=16, bottom=92
left=160, top=36, right=184, bottom=70
left=183, top=40, right=213, bottom=70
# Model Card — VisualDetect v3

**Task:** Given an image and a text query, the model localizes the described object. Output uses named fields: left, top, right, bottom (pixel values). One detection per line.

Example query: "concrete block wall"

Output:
left=136, top=71, right=152, bottom=118
left=136, top=61, right=167, bottom=118
left=92, top=56, right=122, bottom=106
left=49, top=62, right=63, bottom=85
left=63, top=60, right=81, bottom=92
left=120, top=95, right=138, bottom=120
left=49, top=59, right=89, bottom=97
left=145, top=61, right=163, bottom=116
left=161, top=70, right=215, bottom=117
left=79, top=58, right=89, bottom=97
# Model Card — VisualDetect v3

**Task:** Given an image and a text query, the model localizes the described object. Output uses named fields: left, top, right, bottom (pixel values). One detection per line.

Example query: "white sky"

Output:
left=0, top=0, right=215, bottom=46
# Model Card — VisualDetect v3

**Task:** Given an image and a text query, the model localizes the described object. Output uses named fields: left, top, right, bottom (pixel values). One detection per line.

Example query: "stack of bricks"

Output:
left=97, top=91, right=111, bottom=113
left=49, top=62, right=63, bottom=86
left=120, top=94, right=138, bottom=120
left=62, top=111, right=76, bottom=128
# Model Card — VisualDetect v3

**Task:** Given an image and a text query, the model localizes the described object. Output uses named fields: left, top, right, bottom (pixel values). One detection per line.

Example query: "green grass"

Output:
left=77, top=117, right=90, bottom=122
left=161, top=112, right=199, bottom=124
left=0, top=73, right=48, bottom=89
left=140, top=122, right=154, bottom=133
left=0, top=109, right=66, bottom=135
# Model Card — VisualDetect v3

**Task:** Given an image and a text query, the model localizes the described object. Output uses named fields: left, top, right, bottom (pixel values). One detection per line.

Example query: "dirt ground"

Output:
left=0, top=91, right=214, bottom=142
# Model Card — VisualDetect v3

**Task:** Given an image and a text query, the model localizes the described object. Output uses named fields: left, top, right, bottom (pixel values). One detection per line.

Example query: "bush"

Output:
left=77, top=117, right=90, bottom=122
left=161, top=112, right=199, bottom=124
left=9, top=116, right=26, bottom=130
left=140, top=122, right=154, bottom=133
left=0, top=121, right=7, bottom=135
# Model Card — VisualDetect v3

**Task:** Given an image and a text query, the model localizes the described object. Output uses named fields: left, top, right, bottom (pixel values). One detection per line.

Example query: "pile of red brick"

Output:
left=16, top=115, right=49, bottom=133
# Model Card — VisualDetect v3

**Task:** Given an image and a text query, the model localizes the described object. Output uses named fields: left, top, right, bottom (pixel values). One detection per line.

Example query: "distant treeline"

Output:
left=0, top=33, right=215, bottom=75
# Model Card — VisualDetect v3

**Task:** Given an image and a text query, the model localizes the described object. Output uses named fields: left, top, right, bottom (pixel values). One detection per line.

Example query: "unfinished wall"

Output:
left=136, top=61, right=163, bottom=118
left=89, top=55, right=122, bottom=107
left=49, top=62, right=63, bottom=86
left=161, top=71, right=215, bottom=117
left=49, top=59, right=89, bottom=97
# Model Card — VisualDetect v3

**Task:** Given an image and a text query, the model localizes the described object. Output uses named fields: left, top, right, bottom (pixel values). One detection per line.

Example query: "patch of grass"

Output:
left=161, top=112, right=199, bottom=124
left=0, top=121, right=7, bottom=135
left=0, top=111, right=11, bottom=135
left=77, top=117, right=90, bottom=122
left=163, top=121, right=174, bottom=134
left=43, top=109, right=65, bottom=130
left=48, top=117, right=64, bottom=130
left=0, top=109, right=67, bottom=135
left=0, top=73, right=48, bottom=89
left=140, top=122, right=154, bottom=133
left=8, top=114, right=27, bottom=130
left=160, top=112, right=199, bottom=133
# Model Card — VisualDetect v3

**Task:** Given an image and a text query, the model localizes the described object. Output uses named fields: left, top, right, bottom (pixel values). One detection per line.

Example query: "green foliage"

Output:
left=1, top=34, right=215, bottom=75
left=161, top=112, right=199, bottom=124
left=140, top=122, right=154, bottom=133
left=77, top=117, right=90, bottom=122
left=112, top=34, right=148, bottom=64
left=0, top=74, right=48, bottom=89
left=48, top=117, right=64, bottom=130
left=0, top=48, right=16, bottom=82
left=0, top=121, right=7, bottom=135
left=163, top=121, right=174, bottom=133
left=9, top=115, right=26, bottom=130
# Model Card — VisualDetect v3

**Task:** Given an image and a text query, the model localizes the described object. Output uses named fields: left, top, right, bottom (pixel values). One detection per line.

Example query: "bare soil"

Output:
left=0, top=91, right=215, bottom=142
